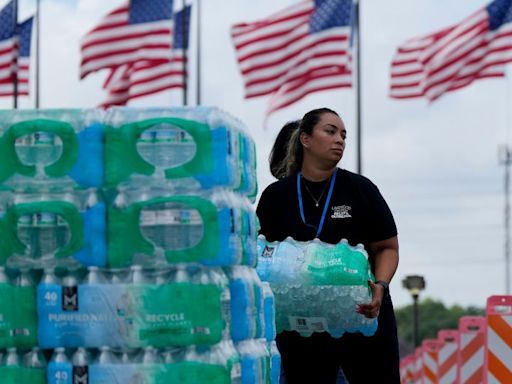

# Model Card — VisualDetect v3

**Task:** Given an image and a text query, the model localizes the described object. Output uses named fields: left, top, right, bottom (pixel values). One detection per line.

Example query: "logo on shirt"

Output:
left=331, top=205, right=352, bottom=219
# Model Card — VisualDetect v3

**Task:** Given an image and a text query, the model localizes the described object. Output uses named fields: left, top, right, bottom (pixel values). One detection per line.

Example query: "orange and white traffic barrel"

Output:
left=457, top=316, right=485, bottom=384
left=422, top=339, right=441, bottom=384
left=484, top=295, right=512, bottom=383
left=401, top=354, right=416, bottom=384
left=414, top=346, right=425, bottom=384
left=437, top=330, right=459, bottom=384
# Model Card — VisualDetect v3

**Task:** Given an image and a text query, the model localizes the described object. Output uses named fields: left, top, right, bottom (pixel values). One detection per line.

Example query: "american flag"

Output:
left=101, top=5, right=190, bottom=107
left=390, top=0, right=512, bottom=101
left=80, top=0, right=174, bottom=79
left=0, top=0, right=33, bottom=97
left=231, top=0, right=354, bottom=115
left=0, top=0, right=16, bottom=82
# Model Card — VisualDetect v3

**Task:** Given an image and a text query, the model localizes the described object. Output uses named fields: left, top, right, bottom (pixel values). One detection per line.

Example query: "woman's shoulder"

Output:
left=338, top=168, right=376, bottom=190
left=260, top=174, right=296, bottom=196
left=257, top=175, right=296, bottom=213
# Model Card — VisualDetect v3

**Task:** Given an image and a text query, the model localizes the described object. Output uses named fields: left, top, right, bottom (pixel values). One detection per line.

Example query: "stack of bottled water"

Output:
left=0, top=107, right=279, bottom=383
left=0, top=109, right=106, bottom=383
left=257, top=236, right=378, bottom=338
left=100, top=107, right=277, bottom=383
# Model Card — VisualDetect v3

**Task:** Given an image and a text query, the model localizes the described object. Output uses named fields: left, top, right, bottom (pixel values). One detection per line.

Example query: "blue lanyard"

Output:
left=297, top=169, right=337, bottom=238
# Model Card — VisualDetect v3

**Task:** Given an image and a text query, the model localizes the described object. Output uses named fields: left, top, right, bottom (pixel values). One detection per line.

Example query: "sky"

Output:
left=1, top=0, right=511, bottom=309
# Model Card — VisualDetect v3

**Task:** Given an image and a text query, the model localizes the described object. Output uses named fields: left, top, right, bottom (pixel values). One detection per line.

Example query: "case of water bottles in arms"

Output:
left=257, top=236, right=378, bottom=337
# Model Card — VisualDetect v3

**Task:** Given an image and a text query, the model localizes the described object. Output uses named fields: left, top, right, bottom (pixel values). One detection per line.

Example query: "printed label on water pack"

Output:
left=86, top=361, right=235, bottom=384
left=139, top=130, right=156, bottom=143
left=0, top=285, right=37, bottom=348
left=73, top=366, right=89, bottom=384
left=62, top=286, right=79, bottom=311
left=0, top=366, right=45, bottom=384
left=288, top=316, right=328, bottom=333
left=138, top=127, right=193, bottom=144
left=39, top=283, right=225, bottom=348
left=34, top=132, right=56, bottom=145
left=261, top=246, right=275, bottom=258
left=305, top=243, right=369, bottom=286
left=140, top=209, right=202, bottom=226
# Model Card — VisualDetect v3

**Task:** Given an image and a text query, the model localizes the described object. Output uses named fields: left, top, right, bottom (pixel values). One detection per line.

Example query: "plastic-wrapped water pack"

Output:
left=0, top=268, right=37, bottom=349
left=37, top=265, right=231, bottom=349
left=256, top=236, right=378, bottom=337
left=0, top=347, right=46, bottom=384
left=46, top=342, right=241, bottom=384
left=225, top=266, right=266, bottom=342
left=108, top=188, right=257, bottom=268
left=0, top=109, right=104, bottom=191
left=0, top=190, right=106, bottom=269
left=104, top=107, right=257, bottom=198
left=236, top=339, right=271, bottom=384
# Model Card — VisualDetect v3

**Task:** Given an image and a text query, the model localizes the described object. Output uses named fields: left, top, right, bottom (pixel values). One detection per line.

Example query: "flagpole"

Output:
left=196, top=0, right=201, bottom=105
left=35, top=0, right=40, bottom=108
left=13, top=0, right=19, bottom=109
left=181, top=0, right=188, bottom=106
left=355, top=0, right=362, bottom=174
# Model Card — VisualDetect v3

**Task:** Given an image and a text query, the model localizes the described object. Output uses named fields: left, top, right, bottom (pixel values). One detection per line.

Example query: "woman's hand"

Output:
left=356, top=280, right=386, bottom=319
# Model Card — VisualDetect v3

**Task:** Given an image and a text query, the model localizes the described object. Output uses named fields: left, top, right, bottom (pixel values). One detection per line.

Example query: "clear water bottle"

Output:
left=14, top=268, right=37, bottom=346
left=262, top=282, right=276, bottom=342
left=174, top=264, right=190, bottom=283
left=162, top=347, right=184, bottom=364
left=269, top=341, right=281, bottom=384
left=23, top=347, right=47, bottom=368
left=37, top=268, right=61, bottom=349
left=17, top=268, right=35, bottom=287
left=135, top=123, right=198, bottom=177
left=40, top=267, right=60, bottom=285
left=138, top=346, right=160, bottom=364
left=227, top=266, right=256, bottom=342
left=130, top=265, right=153, bottom=284
left=155, top=269, right=170, bottom=285
left=247, top=269, right=264, bottom=339
left=237, top=340, right=267, bottom=384
left=15, top=201, right=70, bottom=263
left=85, top=266, right=107, bottom=284
left=139, top=199, right=205, bottom=255
left=72, top=348, right=90, bottom=384
left=0, top=266, right=10, bottom=284
left=110, top=269, right=129, bottom=284
left=120, top=349, right=133, bottom=364
left=47, top=348, right=72, bottom=384
left=184, top=345, right=201, bottom=363
left=5, top=348, right=20, bottom=366
left=96, top=346, right=119, bottom=364
left=209, top=267, right=232, bottom=338
left=14, top=131, right=63, bottom=173
left=213, top=340, right=242, bottom=380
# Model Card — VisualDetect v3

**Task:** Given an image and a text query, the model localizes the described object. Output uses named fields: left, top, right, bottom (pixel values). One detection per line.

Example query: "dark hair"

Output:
left=269, top=108, right=339, bottom=178
left=269, top=120, right=300, bottom=178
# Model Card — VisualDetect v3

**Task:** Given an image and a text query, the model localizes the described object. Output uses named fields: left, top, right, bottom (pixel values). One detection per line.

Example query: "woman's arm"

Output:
left=357, top=236, right=399, bottom=318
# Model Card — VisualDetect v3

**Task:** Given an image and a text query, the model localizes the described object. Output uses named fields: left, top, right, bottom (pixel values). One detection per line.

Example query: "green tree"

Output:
left=395, top=298, right=484, bottom=357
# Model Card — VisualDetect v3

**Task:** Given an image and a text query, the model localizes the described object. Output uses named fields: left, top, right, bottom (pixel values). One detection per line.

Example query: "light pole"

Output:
left=402, top=275, right=426, bottom=347
left=499, top=145, right=511, bottom=294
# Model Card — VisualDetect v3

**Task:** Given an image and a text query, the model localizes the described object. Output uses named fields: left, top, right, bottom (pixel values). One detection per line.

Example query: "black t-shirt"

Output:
left=256, top=168, right=397, bottom=251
